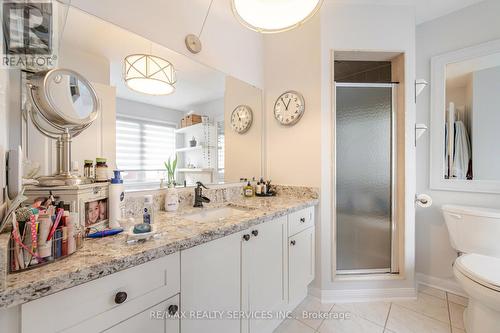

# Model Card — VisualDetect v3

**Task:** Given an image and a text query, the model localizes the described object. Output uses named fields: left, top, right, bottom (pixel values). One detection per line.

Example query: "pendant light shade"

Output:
left=124, top=54, right=176, bottom=95
left=231, top=0, right=322, bottom=33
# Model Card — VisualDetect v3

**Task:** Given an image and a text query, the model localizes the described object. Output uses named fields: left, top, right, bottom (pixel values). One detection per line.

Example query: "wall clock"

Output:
left=273, top=90, right=305, bottom=126
left=230, top=105, right=253, bottom=134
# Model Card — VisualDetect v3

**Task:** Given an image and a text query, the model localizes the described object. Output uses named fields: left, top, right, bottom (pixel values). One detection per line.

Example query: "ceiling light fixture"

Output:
left=123, top=54, right=176, bottom=95
left=231, top=0, right=323, bottom=34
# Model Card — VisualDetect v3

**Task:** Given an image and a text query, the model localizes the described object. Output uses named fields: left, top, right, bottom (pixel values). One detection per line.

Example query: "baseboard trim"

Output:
left=416, top=272, right=466, bottom=296
left=309, top=286, right=417, bottom=303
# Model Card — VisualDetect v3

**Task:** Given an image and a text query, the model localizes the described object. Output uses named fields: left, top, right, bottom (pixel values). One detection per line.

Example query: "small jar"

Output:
left=95, top=158, right=109, bottom=182
left=84, top=160, right=94, bottom=179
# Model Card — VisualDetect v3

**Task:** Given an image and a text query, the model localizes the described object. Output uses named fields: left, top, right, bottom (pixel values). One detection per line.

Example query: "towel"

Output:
left=452, top=121, right=471, bottom=179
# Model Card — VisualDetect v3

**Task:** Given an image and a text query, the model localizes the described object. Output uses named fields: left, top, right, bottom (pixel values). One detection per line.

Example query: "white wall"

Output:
left=70, top=0, right=263, bottom=88
left=59, top=45, right=110, bottom=85
left=263, top=1, right=416, bottom=298
left=317, top=2, right=416, bottom=297
left=416, top=0, right=500, bottom=292
left=188, top=98, right=225, bottom=123
left=116, top=98, right=185, bottom=125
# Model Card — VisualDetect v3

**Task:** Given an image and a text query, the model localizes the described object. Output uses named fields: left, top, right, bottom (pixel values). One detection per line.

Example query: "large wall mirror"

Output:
left=430, top=39, right=500, bottom=193
left=22, top=6, right=264, bottom=189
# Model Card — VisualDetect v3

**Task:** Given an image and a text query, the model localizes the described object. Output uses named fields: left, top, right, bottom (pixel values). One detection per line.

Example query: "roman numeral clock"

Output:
left=273, top=90, right=305, bottom=126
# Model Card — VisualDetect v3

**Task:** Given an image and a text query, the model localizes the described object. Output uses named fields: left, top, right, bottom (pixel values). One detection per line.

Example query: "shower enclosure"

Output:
left=335, top=82, right=398, bottom=274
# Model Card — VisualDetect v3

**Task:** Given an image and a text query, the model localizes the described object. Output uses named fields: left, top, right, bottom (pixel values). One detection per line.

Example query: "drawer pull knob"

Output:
left=251, top=230, right=259, bottom=237
left=300, top=217, right=306, bottom=223
left=114, top=291, right=128, bottom=304
left=243, top=234, right=250, bottom=241
left=168, top=304, right=179, bottom=316
left=290, top=240, right=296, bottom=246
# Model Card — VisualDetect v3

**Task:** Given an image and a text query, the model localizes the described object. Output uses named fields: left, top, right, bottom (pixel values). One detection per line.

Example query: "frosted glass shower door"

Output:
left=335, top=83, right=395, bottom=273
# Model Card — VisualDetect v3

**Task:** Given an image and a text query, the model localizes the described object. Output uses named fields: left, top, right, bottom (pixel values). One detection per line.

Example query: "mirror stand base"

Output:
left=37, top=174, right=91, bottom=187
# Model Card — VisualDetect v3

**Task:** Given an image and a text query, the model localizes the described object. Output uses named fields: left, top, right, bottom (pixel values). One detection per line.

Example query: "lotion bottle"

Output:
left=109, top=170, right=124, bottom=229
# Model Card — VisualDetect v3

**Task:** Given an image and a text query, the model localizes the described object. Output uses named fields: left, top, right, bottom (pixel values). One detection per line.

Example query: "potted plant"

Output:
left=164, top=155, right=179, bottom=211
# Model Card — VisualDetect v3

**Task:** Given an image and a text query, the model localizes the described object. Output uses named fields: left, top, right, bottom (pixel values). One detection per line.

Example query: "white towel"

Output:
left=452, top=121, right=471, bottom=179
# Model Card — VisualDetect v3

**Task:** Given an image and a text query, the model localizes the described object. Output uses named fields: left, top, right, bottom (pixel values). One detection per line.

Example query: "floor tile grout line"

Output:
left=445, top=292, right=453, bottom=333
left=393, top=302, right=452, bottom=326
left=383, top=302, right=393, bottom=330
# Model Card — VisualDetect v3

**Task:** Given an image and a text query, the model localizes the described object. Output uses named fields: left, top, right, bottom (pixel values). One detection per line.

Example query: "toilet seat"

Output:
left=455, top=254, right=500, bottom=292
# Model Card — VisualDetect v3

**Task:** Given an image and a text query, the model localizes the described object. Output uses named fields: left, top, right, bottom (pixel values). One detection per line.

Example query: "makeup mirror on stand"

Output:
left=26, top=68, right=100, bottom=186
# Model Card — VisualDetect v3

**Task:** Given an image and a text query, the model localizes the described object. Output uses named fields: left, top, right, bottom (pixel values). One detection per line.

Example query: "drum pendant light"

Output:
left=124, top=54, right=176, bottom=95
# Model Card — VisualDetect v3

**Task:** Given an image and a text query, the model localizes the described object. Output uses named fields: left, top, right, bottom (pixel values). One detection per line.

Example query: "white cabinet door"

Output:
left=242, top=216, right=287, bottom=333
left=104, top=294, right=179, bottom=333
left=181, top=232, right=242, bottom=333
left=289, top=227, right=315, bottom=305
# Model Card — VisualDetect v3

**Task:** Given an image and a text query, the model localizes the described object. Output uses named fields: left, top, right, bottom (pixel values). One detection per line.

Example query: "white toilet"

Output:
left=442, top=205, right=500, bottom=333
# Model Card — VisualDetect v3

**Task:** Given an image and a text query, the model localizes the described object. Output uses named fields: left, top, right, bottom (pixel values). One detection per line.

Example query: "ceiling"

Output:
left=331, top=0, right=486, bottom=24
left=61, top=7, right=225, bottom=111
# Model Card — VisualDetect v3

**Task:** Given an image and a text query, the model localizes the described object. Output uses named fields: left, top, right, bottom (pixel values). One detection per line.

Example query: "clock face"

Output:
left=273, top=91, right=305, bottom=126
left=230, top=105, right=253, bottom=134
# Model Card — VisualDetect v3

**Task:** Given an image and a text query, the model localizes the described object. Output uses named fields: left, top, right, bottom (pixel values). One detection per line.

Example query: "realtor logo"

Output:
left=1, top=0, right=59, bottom=70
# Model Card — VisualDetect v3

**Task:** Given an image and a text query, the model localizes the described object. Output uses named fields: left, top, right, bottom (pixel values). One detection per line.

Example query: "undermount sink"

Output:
left=182, top=206, right=251, bottom=223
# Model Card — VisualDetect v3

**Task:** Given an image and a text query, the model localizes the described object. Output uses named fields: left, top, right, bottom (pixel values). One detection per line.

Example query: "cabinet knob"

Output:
left=114, top=291, right=128, bottom=304
left=168, top=304, right=179, bottom=316
left=290, top=240, right=296, bottom=246
left=243, top=234, right=250, bottom=241
left=300, top=217, right=306, bottom=223
left=251, top=230, right=259, bottom=237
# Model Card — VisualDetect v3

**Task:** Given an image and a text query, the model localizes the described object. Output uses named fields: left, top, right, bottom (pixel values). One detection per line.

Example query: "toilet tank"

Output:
left=442, top=205, right=500, bottom=257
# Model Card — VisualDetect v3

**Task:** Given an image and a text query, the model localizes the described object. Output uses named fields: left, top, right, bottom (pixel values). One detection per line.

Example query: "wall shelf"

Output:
left=175, top=123, right=212, bottom=134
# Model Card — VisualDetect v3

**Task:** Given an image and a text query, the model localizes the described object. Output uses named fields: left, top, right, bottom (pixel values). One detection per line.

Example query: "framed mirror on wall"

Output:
left=20, top=6, right=265, bottom=189
left=430, top=38, right=500, bottom=193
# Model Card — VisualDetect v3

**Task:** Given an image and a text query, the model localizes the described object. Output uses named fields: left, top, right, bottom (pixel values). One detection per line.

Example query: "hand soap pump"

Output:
left=143, top=195, right=155, bottom=224
left=109, top=170, right=124, bottom=229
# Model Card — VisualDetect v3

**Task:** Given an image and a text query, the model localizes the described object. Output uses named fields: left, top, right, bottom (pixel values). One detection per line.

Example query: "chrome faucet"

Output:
left=194, top=181, right=210, bottom=208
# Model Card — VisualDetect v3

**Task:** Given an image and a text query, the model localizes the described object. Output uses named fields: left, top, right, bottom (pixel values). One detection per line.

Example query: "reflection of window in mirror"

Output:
left=444, top=52, right=500, bottom=181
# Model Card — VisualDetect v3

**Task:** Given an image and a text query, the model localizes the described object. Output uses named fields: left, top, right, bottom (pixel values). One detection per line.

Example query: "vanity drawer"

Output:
left=21, top=253, right=180, bottom=333
left=288, top=206, right=314, bottom=237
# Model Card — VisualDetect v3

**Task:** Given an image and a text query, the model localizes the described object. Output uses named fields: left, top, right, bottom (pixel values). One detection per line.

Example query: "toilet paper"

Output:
left=416, top=194, right=432, bottom=208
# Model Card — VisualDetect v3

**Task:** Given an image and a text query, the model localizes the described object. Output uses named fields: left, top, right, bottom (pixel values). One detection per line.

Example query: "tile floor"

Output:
left=274, top=284, right=468, bottom=333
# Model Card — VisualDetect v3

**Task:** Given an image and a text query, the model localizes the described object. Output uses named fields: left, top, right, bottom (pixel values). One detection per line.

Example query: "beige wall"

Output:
left=224, top=76, right=263, bottom=182
left=263, top=15, right=322, bottom=188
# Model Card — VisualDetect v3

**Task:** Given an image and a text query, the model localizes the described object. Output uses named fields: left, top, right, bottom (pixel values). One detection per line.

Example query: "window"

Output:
left=116, top=116, right=176, bottom=184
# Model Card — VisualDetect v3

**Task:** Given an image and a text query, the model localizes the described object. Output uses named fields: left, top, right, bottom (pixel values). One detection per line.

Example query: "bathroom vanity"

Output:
left=0, top=190, right=317, bottom=333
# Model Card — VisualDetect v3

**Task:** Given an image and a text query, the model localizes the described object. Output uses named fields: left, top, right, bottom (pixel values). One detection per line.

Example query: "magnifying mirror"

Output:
left=27, top=68, right=100, bottom=186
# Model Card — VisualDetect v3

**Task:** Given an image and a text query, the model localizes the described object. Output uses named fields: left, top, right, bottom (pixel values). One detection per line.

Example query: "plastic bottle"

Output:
left=143, top=195, right=155, bottom=224
left=109, top=170, right=124, bottom=229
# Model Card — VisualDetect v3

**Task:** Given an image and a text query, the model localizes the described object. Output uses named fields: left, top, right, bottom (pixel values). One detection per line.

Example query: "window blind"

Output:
left=116, top=116, right=176, bottom=182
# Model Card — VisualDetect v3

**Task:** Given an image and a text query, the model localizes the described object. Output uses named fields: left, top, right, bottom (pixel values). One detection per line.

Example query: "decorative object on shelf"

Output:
left=273, top=90, right=305, bottom=126
left=123, top=54, right=176, bottom=95
left=230, top=105, right=253, bottom=134
left=189, top=137, right=197, bottom=147
left=164, top=155, right=178, bottom=187
left=26, top=68, right=100, bottom=186
left=185, top=0, right=214, bottom=53
left=231, top=0, right=323, bottom=34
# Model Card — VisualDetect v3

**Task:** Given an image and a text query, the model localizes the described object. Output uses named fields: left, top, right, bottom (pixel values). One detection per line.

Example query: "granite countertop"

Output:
left=0, top=194, right=318, bottom=308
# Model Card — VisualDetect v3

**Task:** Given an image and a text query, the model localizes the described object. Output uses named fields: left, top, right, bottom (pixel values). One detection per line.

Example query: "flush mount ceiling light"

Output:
left=124, top=54, right=176, bottom=95
left=231, top=0, right=323, bottom=33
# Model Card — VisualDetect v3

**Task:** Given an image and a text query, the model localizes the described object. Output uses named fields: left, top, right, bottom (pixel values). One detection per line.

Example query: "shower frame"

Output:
left=334, top=81, right=400, bottom=275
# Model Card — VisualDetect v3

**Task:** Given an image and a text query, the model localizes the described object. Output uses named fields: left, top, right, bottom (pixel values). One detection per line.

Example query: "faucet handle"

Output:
left=196, top=181, right=208, bottom=189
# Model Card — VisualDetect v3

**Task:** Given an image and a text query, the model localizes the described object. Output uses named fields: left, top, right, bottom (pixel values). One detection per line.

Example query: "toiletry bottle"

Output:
left=261, top=179, right=267, bottom=195
left=95, top=158, right=109, bottom=182
left=143, top=195, right=155, bottom=224
left=256, top=180, right=262, bottom=195
left=109, top=170, right=124, bottom=229
left=244, top=181, right=254, bottom=197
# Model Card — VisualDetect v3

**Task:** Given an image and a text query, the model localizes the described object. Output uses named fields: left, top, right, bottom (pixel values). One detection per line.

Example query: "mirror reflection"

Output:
left=444, top=52, right=500, bottom=180
left=24, top=7, right=263, bottom=188
left=48, top=73, right=95, bottom=121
